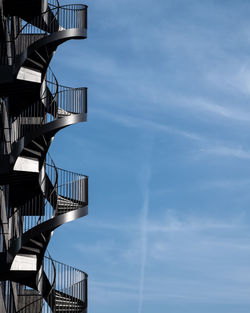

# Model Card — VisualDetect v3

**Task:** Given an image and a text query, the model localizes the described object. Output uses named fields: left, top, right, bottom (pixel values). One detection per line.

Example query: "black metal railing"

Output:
left=44, top=255, right=87, bottom=312
left=15, top=4, right=87, bottom=56
left=48, top=0, right=60, bottom=11
left=44, top=67, right=87, bottom=117
left=16, top=251, right=55, bottom=313
left=11, top=67, right=87, bottom=143
left=8, top=155, right=87, bottom=242
left=0, top=4, right=87, bottom=65
left=8, top=155, right=57, bottom=243
left=41, top=252, right=56, bottom=313
left=53, top=166, right=88, bottom=215
left=0, top=40, right=14, bottom=65
left=17, top=255, right=87, bottom=313
left=17, top=287, right=44, bottom=313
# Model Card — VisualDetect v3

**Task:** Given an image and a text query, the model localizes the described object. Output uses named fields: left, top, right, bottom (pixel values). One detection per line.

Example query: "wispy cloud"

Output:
left=92, top=108, right=202, bottom=141
left=180, top=97, right=250, bottom=122
left=80, top=213, right=243, bottom=234
left=53, top=1, right=250, bottom=312
left=200, top=146, right=250, bottom=159
left=90, top=276, right=250, bottom=305
left=198, top=178, right=250, bottom=190
left=72, top=210, right=250, bottom=306
left=206, top=61, right=250, bottom=96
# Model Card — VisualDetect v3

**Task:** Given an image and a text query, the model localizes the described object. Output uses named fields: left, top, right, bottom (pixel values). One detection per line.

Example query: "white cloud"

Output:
left=92, top=108, right=202, bottom=141
left=73, top=209, right=250, bottom=306
left=198, top=178, right=250, bottom=190
left=207, top=62, right=250, bottom=96
left=200, top=146, right=250, bottom=159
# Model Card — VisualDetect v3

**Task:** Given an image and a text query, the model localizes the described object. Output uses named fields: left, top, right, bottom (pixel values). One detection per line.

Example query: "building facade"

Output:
left=0, top=1, right=88, bottom=312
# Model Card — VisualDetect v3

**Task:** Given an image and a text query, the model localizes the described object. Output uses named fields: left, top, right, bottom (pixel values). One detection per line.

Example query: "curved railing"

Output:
left=8, top=154, right=57, bottom=244
left=42, top=252, right=57, bottom=313
left=8, top=155, right=88, bottom=243
left=45, top=67, right=87, bottom=117
left=48, top=0, right=60, bottom=12
left=0, top=4, right=87, bottom=65
left=17, top=254, right=87, bottom=313
left=0, top=2, right=88, bottom=312
left=37, top=153, right=58, bottom=227
left=16, top=251, right=56, bottom=313
left=15, top=4, right=87, bottom=56
left=53, top=166, right=88, bottom=216
left=17, top=289, right=43, bottom=313
left=44, top=255, right=87, bottom=312
left=11, top=67, right=87, bottom=144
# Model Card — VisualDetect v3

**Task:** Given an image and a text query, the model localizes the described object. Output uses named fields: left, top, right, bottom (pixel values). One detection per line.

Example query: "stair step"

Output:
left=58, top=108, right=71, bottom=117
left=30, top=238, right=43, bottom=248
left=40, top=233, right=47, bottom=243
left=17, top=66, right=42, bottom=83
left=34, top=50, right=47, bottom=64
left=57, top=196, right=80, bottom=207
left=22, top=245, right=40, bottom=254
left=55, top=296, right=80, bottom=302
left=56, top=302, right=81, bottom=306
left=55, top=308, right=83, bottom=313
left=58, top=203, right=80, bottom=208
left=26, top=57, right=44, bottom=69
left=31, top=140, right=45, bottom=152
left=56, top=306, right=81, bottom=308
left=41, top=135, right=48, bottom=147
left=55, top=306, right=82, bottom=310
left=23, top=147, right=42, bottom=157
left=56, top=308, right=82, bottom=310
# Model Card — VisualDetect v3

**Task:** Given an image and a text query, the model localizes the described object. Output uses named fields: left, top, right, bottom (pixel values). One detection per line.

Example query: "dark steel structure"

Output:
left=0, top=1, right=88, bottom=312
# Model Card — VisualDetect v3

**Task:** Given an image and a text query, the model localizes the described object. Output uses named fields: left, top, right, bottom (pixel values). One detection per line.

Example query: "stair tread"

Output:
left=26, top=57, right=44, bottom=69
left=30, top=238, right=44, bottom=248
left=34, top=50, right=47, bottom=64
left=23, top=147, right=42, bottom=157
left=22, top=245, right=40, bottom=253
left=31, top=140, right=45, bottom=152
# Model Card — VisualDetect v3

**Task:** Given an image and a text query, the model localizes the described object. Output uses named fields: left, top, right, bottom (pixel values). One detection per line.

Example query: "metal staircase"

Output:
left=0, top=2, right=87, bottom=97
left=3, top=153, right=88, bottom=276
left=17, top=255, right=87, bottom=313
left=10, top=66, right=87, bottom=168
left=0, top=1, right=89, bottom=312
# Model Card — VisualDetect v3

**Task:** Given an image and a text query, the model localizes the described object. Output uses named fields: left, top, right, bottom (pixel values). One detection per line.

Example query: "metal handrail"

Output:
left=16, top=294, right=43, bottom=313
left=8, top=157, right=87, bottom=242
left=46, top=162, right=88, bottom=215
left=37, top=153, right=58, bottom=227
left=42, top=250, right=56, bottom=313
left=15, top=4, right=87, bottom=56
left=40, top=67, right=59, bottom=126
left=44, top=254, right=87, bottom=312
left=49, top=0, right=60, bottom=9
left=0, top=4, right=87, bottom=65
left=15, top=0, right=60, bottom=37
left=11, top=67, right=87, bottom=144
left=17, top=253, right=87, bottom=313
left=16, top=250, right=56, bottom=313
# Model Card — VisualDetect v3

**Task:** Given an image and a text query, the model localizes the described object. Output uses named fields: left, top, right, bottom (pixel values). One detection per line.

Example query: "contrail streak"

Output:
left=138, top=189, right=149, bottom=313
left=138, top=137, right=153, bottom=313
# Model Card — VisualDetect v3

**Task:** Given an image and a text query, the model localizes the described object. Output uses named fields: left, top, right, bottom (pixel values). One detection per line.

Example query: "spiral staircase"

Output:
left=0, top=1, right=89, bottom=312
left=17, top=254, right=87, bottom=313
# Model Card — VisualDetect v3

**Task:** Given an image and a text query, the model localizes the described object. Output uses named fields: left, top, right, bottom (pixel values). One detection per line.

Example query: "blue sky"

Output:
left=48, top=1, right=250, bottom=312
